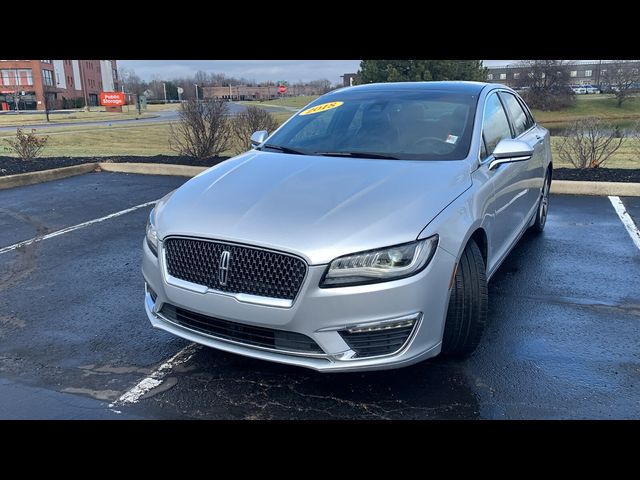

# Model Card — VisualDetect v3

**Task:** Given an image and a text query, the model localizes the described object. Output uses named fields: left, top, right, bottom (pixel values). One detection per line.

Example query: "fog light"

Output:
left=339, top=313, right=421, bottom=358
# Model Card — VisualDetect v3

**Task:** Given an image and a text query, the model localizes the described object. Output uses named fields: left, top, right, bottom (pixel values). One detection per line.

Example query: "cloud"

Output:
left=117, top=60, right=362, bottom=84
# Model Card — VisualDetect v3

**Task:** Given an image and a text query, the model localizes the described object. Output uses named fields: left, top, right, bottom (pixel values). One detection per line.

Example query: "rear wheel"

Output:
left=441, top=239, right=488, bottom=356
left=531, top=171, right=551, bottom=233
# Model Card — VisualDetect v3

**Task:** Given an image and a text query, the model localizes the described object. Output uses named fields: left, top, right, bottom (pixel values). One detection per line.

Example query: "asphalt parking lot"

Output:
left=1, top=172, right=639, bottom=419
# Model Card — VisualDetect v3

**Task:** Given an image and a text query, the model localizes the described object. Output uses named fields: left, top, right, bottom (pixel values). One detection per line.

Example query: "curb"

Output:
left=97, top=162, right=207, bottom=177
left=0, top=163, right=97, bottom=190
left=550, top=180, right=640, bottom=197
left=1, top=162, right=640, bottom=197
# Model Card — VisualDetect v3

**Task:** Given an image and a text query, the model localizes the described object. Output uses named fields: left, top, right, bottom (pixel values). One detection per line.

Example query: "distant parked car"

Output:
left=571, top=86, right=587, bottom=95
left=584, top=85, right=600, bottom=94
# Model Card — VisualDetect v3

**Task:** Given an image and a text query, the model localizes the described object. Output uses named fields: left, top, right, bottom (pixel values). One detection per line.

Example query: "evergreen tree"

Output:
left=357, top=60, right=487, bottom=84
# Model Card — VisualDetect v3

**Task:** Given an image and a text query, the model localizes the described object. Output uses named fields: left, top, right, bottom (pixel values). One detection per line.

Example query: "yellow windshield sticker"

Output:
left=299, top=101, right=344, bottom=116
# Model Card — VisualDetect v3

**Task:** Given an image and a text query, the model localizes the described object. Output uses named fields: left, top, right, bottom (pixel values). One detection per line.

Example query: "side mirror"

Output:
left=250, top=130, right=268, bottom=148
left=488, top=139, right=534, bottom=170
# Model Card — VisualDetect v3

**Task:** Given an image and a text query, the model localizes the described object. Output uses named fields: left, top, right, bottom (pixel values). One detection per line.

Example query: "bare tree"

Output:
left=602, top=61, right=640, bottom=107
left=513, top=60, right=575, bottom=110
left=41, top=84, right=57, bottom=122
left=168, top=99, right=233, bottom=159
left=120, top=68, right=146, bottom=95
left=556, top=118, right=626, bottom=169
left=230, top=106, right=279, bottom=155
left=307, top=79, right=332, bottom=94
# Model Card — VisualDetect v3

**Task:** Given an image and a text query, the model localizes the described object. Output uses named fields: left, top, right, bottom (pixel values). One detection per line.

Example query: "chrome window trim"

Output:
left=160, top=236, right=309, bottom=309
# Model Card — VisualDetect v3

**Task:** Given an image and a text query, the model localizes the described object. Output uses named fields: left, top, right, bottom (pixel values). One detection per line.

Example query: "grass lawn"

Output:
left=533, top=94, right=640, bottom=127
left=271, top=111, right=294, bottom=125
left=238, top=95, right=319, bottom=109
left=0, top=123, right=175, bottom=157
left=0, top=108, right=295, bottom=158
left=0, top=109, right=156, bottom=127
left=139, top=103, right=181, bottom=112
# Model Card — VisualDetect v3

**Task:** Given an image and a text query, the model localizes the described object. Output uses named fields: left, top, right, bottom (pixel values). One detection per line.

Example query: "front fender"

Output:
left=417, top=174, right=492, bottom=265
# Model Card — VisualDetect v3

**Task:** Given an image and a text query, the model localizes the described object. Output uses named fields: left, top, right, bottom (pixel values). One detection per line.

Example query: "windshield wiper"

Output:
left=259, top=143, right=308, bottom=155
left=314, top=151, right=400, bottom=160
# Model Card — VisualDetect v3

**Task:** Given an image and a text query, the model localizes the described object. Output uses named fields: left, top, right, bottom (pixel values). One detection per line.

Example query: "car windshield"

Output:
left=263, top=89, right=479, bottom=161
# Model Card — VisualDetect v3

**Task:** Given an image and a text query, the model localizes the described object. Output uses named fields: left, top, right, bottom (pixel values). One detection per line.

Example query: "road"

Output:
left=0, top=173, right=639, bottom=419
left=0, top=103, right=292, bottom=132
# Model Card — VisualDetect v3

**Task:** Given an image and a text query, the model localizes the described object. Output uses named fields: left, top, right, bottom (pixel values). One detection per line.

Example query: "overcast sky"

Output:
left=118, top=60, right=515, bottom=83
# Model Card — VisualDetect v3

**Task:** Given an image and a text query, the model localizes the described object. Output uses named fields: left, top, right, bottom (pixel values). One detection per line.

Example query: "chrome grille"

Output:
left=164, top=238, right=307, bottom=301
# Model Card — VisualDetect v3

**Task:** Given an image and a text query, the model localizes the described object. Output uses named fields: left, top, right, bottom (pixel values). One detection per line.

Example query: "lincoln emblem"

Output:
left=218, top=250, right=231, bottom=286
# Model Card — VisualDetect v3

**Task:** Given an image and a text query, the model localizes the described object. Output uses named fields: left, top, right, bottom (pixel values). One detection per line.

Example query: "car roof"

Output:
left=329, top=81, right=491, bottom=96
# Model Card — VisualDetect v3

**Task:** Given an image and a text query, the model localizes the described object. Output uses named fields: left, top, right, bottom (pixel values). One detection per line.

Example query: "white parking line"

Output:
left=0, top=200, right=158, bottom=255
left=609, top=196, right=640, bottom=251
left=109, top=343, right=201, bottom=409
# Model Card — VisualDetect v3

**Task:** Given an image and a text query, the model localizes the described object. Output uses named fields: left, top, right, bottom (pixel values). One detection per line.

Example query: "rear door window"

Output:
left=499, top=92, right=530, bottom=137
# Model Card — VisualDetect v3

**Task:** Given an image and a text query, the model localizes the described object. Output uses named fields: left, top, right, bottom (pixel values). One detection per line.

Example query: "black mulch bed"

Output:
left=553, top=167, right=640, bottom=183
left=0, top=155, right=229, bottom=177
left=1, top=156, right=639, bottom=183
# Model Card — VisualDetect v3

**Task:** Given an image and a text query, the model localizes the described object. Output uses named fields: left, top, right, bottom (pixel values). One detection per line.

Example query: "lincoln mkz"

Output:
left=143, top=81, right=552, bottom=372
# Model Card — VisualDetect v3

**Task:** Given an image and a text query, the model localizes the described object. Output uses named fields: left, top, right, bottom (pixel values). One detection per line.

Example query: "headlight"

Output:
left=146, top=208, right=158, bottom=256
left=320, top=235, right=438, bottom=287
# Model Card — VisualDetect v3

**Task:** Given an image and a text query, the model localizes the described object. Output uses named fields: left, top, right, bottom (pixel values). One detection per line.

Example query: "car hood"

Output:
left=155, top=151, right=471, bottom=265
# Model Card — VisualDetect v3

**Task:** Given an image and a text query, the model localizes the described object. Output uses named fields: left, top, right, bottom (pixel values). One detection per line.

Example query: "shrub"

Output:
left=62, top=97, right=85, bottom=109
left=3, top=128, right=49, bottom=160
left=230, top=106, right=279, bottom=155
left=168, top=99, right=233, bottom=159
left=556, top=118, right=626, bottom=169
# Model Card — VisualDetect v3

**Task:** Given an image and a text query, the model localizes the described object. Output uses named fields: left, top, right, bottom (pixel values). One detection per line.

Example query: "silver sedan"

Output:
left=143, top=81, right=552, bottom=372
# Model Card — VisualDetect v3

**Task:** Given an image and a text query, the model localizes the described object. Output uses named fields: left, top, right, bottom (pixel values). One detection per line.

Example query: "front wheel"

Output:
left=531, top=171, right=551, bottom=233
left=441, top=239, right=488, bottom=356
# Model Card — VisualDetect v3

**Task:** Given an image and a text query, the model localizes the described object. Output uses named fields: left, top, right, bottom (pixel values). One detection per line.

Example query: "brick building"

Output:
left=486, top=60, right=640, bottom=88
left=341, top=73, right=358, bottom=87
left=0, top=60, right=118, bottom=111
left=204, top=83, right=324, bottom=101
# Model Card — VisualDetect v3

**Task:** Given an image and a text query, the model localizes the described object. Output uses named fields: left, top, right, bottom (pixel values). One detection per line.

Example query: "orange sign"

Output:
left=100, top=92, right=125, bottom=106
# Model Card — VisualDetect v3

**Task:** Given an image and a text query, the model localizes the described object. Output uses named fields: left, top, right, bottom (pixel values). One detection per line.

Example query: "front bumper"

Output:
left=142, top=239, right=456, bottom=372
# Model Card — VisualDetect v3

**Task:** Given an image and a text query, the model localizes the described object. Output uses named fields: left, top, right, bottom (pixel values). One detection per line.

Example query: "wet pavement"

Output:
left=623, top=195, right=640, bottom=227
left=0, top=173, right=639, bottom=419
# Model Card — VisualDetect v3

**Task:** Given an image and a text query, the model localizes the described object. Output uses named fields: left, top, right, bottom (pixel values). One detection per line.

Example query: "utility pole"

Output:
left=195, top=83, right=199, bottom=102
left=163, top=82, right=167, bottom=103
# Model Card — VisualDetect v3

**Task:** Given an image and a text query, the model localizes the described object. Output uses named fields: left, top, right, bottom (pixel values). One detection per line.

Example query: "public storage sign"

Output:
left=100, top=92, right=125, bottom=106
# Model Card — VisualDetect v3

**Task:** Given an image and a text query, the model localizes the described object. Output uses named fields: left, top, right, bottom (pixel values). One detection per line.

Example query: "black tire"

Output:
left=531, top=170, right=551, bottom=233
left=441, top=239, right=488, bottom=357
